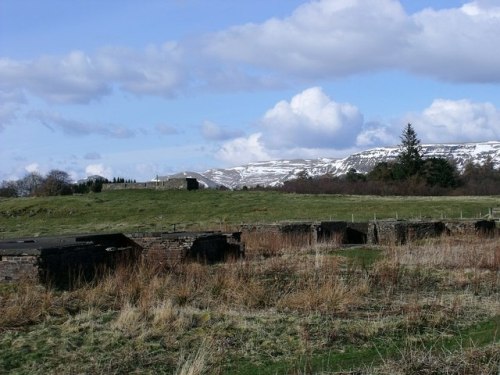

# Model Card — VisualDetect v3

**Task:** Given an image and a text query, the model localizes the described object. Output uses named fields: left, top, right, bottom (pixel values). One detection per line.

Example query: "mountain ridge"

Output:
left=161, top=141, right=500, bottom=189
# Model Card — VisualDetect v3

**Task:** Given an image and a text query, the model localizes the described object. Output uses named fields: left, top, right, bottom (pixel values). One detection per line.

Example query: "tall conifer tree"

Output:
left=397, top=123, right=423, bottom=178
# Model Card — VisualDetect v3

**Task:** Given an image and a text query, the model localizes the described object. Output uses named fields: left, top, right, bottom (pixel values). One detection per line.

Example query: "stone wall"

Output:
left=0, top=254, right=38, bottom=282
left=128, top=231, right=243, bottom=268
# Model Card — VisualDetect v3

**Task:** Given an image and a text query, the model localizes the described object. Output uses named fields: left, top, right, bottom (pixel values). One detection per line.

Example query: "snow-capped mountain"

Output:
left=163, top=141, right=500, bottom=189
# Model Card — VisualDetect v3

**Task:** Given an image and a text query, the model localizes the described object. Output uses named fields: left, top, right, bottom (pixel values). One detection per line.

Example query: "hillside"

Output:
left=167, top=141, right=500, bottom=189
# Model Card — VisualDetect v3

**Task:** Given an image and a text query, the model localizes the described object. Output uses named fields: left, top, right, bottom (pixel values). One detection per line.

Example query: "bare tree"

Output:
left=17, top=172, right=45, bottom=196
left=38, top=170, right=73, bottom=196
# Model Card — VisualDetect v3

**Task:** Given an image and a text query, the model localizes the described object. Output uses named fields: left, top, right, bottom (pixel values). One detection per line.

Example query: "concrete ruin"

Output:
left=129, top=231, right=243, bottom=268
left=241, top=219, right=497, bottom=251
left=1, top=218, right=496, bottom=286
left=240, top=221, right=369, bottom=255
left=318, top=221, right=368, bottom=244
left=0, top=231, right=243, bottom=287
left=367, top=219, right=497, bottom=245
left=0, top=233, right=141, bottom=288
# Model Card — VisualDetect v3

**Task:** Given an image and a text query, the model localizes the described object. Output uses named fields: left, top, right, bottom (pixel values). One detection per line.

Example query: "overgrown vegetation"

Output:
left=1, top=234, right=498, bottom=374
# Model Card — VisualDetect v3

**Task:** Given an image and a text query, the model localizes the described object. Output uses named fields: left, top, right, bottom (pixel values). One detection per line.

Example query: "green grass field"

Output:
left=0, top=191, right=499, bottom=374
left=1, top=190, right=498, bottom=238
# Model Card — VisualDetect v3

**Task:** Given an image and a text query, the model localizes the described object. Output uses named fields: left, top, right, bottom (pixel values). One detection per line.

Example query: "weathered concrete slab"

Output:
left=0, top=233, right=141, bottom=287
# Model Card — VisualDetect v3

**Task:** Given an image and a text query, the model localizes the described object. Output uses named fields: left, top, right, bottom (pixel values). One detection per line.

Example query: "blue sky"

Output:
left=1, top=0, right=499, bottom=181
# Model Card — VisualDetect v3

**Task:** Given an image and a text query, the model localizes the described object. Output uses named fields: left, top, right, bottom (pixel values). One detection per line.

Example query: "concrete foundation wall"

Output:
left=129, top=232, right=243, bottom=268
left=367, top=219, right=496, bottom=245
left=0, top=255, right=38, bottom=282
left=1, top=219, right=495, bottom=286
left=443, top=220, right=496, bottom=237
left=0, top=234, right=142, bottom=288
left=240, top=223, right=318, bottom=256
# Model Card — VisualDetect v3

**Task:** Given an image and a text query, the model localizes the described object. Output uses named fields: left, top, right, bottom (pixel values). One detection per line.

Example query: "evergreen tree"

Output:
left=367, top=162, right=395, bottom=182
left=345, top=168, right=366, bottom=182
left=419, top=157, right=458, bottom=188
left=396, top=123, right=423, bottom=179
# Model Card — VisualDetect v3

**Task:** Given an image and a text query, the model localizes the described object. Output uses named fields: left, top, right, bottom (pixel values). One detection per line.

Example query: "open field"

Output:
left=0, top=190, right=499, bottom=238
left=1, top=191, right=499, bottom=373
left=1, top=235, right=499, bottom=374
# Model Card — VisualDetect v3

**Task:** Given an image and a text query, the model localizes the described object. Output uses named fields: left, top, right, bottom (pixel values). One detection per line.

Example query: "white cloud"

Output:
left=85, top=164, right=113, bottom=179
left=407, top=2, right=500, bottom=81
left=205, top=0, right=409, bottom=78
left=215, top=88, right=500, bottom=166
left=0, top=52, right=110, bottom=104
left=261, top=87, right=363, bottom=149
left=97, top=43, right=185, bottom=97
left=356, top=122, right=397, bottom=147
left=204, top=0, right=500, bottom=83
left=25, top=163, right=40, bottom=173
left=216, top=87, right=365, bottom=164
left=216, top=133, right=270, bottom=165
left=2, top=1, right=500, bottom=105
left=0, top=43, right=185, bottom=104
left=409, top=99, right=500, bottom=143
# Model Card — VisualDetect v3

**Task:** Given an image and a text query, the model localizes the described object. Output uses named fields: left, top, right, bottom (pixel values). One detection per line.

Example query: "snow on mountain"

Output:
left=203, top=159, right=343, bottom=188
left=161, top=141, right=500, bottom=189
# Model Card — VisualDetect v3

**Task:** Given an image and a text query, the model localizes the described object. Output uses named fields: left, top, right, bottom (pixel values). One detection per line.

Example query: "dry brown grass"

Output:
left=1, top=232, right=499, bottom=374
left=0, top=281, right=58, bottom=328
left=374, top=342, right=500, bottom=375
left=175, top=340, right=212, bottom=375
left=242, top=230, right=318, bottom=258
left=393, top=235, right=500, bottom=270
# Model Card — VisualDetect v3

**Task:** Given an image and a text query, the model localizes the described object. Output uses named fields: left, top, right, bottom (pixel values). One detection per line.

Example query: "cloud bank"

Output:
left=205, top=0, right=500, bottom=83
left=409, top=99, right=500, bottom=143
left=216, top=87, right=500, bottom=166
left=2, top=1, right=500, bottom=106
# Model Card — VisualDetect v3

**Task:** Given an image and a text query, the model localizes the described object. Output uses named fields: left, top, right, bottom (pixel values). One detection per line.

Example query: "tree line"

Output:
left=0, top=171, right=138, bottom=198
left=280, top=124, right=500, bottom=196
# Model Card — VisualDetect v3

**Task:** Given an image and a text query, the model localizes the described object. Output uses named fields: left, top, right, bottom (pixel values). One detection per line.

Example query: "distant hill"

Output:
left=161, top=141, right=500, bottom=189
